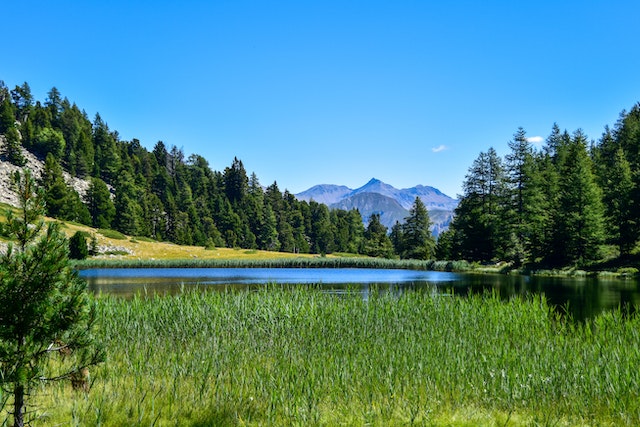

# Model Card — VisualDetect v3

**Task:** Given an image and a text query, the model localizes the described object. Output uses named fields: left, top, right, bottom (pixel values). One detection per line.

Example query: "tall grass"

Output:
left=5, top=288, right=640, bottom=426
left=74, top=257, right=473, bottom=272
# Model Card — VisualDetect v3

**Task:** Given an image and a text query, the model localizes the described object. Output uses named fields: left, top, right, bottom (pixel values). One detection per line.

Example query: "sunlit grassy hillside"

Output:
left=0, top=202, right=335, bottom=261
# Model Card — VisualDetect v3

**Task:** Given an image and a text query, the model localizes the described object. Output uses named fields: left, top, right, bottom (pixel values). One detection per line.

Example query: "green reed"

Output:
left=73, top=257, right=472, bottom=271
left=5, top=288, right=640, bottom=426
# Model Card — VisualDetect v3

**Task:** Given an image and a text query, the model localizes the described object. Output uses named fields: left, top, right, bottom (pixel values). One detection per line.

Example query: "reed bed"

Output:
left=73, top=257, right=472, bottom=272
left=5, top=288, right=640, bottom=426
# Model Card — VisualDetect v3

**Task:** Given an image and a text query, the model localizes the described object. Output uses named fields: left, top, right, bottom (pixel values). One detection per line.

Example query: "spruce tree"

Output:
left=0, top=96, right=15, bottom=134
left=400, top=197, right=435, bottom=259
left=3, top=126, right=26, bottom=166
left=86, top=177, right=116, bottom=229
left=0, top=170, right=103, bottom=427
left=40, top=153, right=72, bottom=218
left=364, top=213, right=394, bottom=258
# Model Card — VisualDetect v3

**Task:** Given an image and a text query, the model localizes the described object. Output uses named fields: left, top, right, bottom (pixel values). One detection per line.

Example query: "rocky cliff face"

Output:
left=0, top=135, right=90, bottom=207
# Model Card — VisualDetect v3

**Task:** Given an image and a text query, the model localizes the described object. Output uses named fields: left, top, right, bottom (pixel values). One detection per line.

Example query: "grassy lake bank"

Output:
left=8, top=288, right=640, bottom=426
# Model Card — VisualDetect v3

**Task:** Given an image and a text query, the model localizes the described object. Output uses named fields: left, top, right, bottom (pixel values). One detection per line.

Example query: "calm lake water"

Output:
left=79, top=267, right=640, bottom=321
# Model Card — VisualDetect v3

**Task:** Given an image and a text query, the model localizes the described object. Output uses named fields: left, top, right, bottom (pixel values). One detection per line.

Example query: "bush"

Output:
left=97, top=228, right=127, bottom=240
left=69, top=231, right=89, bottom=260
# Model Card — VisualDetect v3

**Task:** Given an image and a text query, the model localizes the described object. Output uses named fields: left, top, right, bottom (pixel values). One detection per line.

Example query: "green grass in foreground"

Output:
left=4, top=288, right=640, bottom=426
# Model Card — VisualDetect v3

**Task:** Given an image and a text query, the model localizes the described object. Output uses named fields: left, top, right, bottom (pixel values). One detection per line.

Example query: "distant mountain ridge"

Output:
left=296, top=178, right=458, bottom=235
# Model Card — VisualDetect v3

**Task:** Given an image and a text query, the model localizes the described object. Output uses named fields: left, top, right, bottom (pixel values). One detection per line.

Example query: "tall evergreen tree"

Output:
left=549, top=130, right=605, bottom=265
left=450, top=148, right=507, bottom=261
left=86, top=177, right=115, bottom=229
left=0, top=96, right=16, bottom=134
left=0, top=170, right=103, bottom=427
left=10, top=82, right=33, bottom=123
left=503, top=128, right=546, bottom=263
left=92, top=113, right=120, bottom=183
left=400, top=197, right=436, bottom=260
left=41, top=153, right=72, bottom=218
left=364, top=213, right=394, bottom=258
left=3, top=126, right=26, bottom=166
left=223, top=157, right=248, bottom=205
left=594, top=128, right=636, bottom=256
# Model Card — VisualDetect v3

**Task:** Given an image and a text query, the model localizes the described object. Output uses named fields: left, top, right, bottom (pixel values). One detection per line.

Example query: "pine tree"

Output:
left=0, top=96, right=15, bottom=133
left=223, top=157, right=248, bottom=204
left=69, top=231, right=89, bottom=260
left=86, top=177, right=115, bottom=229
left=10, top=82, right=33, bottom=123
left=504, top=128, right=547, bottom=263
left=3, top=126, right=26, bottom=166
left=259, top=203, right=280, bottom=251
left=364, top=213, right=394, bottom=258
left=0, top=170, right=103, bottom=427
left=450, top=148, right=507, bottom=261
left=400, top=197, right=436, bottom=259
left=550, top=130, right=605, bottom=265
left=41, top=153, right=72, bottom=218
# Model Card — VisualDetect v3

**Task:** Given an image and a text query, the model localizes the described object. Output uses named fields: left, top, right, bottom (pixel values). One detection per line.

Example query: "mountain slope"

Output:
left=295, top=178, right=458, bottom=235
left=330, top=192, right=408, bottom=230
left=295, top=184, right=352, bottom=205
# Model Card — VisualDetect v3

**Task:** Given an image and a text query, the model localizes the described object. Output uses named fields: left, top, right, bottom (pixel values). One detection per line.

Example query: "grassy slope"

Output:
left=0, top=201, right=328, bottom=261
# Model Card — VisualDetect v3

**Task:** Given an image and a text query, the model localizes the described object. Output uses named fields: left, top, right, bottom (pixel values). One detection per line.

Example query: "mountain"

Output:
left=295, top=184, right=352, bottom=205
left=349, top=178, right=458, bottom=210
left=330, top=192, right=408, bottom=231
left=296, top=178, right=458, bottom=235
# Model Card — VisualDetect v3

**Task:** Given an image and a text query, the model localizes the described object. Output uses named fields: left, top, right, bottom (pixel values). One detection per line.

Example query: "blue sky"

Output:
left=3, top=1, right=640, bottom=198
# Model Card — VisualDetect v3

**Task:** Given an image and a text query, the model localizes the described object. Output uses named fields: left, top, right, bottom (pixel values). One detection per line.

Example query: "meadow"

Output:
left=6, top=287, right=640, bottom=426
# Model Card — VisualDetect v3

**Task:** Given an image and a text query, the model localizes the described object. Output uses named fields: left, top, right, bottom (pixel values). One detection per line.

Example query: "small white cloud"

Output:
left=526, top=136, right=544, bottom=145
left=432, top=145, right=448, bottom=153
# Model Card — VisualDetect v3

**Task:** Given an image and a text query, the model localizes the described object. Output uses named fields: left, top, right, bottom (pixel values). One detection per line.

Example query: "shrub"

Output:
left=69, top=231, right=89, bottom=260
left=97, top=228, right=127, bottom=240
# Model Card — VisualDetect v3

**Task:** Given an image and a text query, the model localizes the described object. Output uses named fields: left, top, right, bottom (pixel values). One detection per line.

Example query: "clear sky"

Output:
left=3, top=1, right=640, bottom=198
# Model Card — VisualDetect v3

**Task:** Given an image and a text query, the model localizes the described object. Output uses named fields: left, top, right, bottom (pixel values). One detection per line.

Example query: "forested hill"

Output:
left=0, top=81, right=438, bottom=258
left=437, top=106, right=640, bottom=268
left=3, top=81, right=640, bottom=267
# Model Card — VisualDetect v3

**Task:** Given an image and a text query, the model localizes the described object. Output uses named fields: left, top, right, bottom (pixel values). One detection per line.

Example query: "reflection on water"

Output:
left=79, top=267, right=640, bottom=321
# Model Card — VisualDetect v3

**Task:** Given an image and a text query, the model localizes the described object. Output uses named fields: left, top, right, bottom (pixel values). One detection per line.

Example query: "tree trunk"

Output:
left=14, top=383, right=24, bottom=427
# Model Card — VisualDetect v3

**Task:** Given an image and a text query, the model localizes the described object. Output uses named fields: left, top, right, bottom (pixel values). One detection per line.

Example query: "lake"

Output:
left=79, top=267, right=640, bottom=321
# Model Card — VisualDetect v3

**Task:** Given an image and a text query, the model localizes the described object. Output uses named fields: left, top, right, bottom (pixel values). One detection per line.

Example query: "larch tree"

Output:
left=551, top=130, right=605, bottom=265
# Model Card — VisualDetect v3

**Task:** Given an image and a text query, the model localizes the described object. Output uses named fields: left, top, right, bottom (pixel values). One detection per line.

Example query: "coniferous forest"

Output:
left=2, top=81, right=640, bottom=268
left=437, top=113, right=640, bottom=267
left=0, top=82, right=436, bottom=259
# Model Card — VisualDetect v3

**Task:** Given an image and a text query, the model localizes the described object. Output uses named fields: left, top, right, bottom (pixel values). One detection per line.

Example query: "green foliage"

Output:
left=449, top=147, right=507, bottom=261
left=363, top=213, right=394, bottom=258
left=550, top=131, right=605, bottom=265
left=97, top=228, right=127, bottom=240
left=3, top=126, right=26, bottom=166
left=4, top=81, right=640, bottom=267
left=0, top=170, right=103, bottom=427
left=396, top=197, right=436, bottom=259
left=69, top=231, right=89, bottom=260
left=86, top=177, right=115, bottom=229
left=12, top=289, right=640, bottom=425
left=0, top=96, right=15, bottom=134
left=34, top=126, right=65, bottom=158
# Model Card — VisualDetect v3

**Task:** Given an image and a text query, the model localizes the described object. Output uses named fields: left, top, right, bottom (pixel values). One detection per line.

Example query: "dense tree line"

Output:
left=438, top=106, right=640, bottom=266
left=0, top=81, right=435, bottom=259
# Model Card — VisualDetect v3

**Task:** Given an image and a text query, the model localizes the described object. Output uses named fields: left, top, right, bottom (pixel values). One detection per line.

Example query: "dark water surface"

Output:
left=80, top=267, right=640, bottom=321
